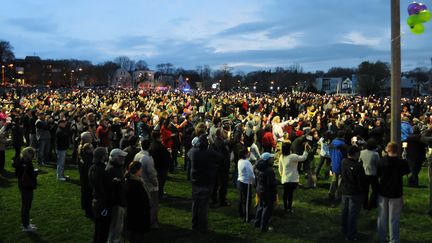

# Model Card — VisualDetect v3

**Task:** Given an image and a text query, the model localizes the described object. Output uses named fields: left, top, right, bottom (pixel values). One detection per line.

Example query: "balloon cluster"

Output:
left=407, top=2, right=431, bottom=34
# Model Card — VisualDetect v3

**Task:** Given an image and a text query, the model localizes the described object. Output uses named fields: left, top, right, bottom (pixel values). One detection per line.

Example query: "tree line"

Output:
left=1, top=40, right=431, bottom=95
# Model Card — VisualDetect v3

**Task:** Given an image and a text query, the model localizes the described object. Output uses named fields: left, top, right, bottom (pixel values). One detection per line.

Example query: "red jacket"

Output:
left=160, top=125, right=173, bottom=150
left=96, top=125, right=110, bottom=147
left=262, top=131, right=276, bottom=148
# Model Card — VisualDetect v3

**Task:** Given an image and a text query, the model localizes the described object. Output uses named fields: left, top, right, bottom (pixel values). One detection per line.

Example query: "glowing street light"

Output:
left=1, top=65, right=5, bottom=85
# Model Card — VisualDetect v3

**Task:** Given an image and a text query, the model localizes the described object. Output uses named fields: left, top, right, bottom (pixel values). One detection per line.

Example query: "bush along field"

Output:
left=1, top=149, right=432, bottom=243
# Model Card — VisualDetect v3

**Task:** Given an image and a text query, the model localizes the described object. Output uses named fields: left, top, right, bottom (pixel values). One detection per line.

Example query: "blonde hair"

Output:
left=21, top=147, right=35, bottom=160
left=386, top=142, right=399, bottom=154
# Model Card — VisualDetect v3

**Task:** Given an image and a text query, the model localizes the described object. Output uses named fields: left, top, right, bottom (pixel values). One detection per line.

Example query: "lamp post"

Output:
left=390, top=0, right=401, bottom=145
left=1, top=65, right=4, bottom=85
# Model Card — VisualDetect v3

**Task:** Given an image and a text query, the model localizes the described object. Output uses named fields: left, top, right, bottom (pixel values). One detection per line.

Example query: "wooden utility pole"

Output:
left=391, top=0, right=401, bottom=144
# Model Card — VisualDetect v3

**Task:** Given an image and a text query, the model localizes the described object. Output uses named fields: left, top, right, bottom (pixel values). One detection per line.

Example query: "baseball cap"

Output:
left=110, top=148, right=128, bottom=158
left=260, top=152, right=275, bottom=161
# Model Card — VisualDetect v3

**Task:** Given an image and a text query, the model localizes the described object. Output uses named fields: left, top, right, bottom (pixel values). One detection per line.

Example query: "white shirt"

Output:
left=278, top=151, right=308, bottom=183
left=249, top=143, right=261, bottom=162
left=272, top=121, right=289, bottom=142
left=237, top=159, right=255, bottom=184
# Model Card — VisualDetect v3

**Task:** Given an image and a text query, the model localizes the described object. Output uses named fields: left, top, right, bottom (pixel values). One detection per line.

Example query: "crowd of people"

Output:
left=1, top=88, right=432, bottom=242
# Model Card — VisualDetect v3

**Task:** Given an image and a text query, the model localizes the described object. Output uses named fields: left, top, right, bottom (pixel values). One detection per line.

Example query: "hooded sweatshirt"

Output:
left=330, top=138, right=347, bottom=174
left=254, top=159, right=278, bottom=202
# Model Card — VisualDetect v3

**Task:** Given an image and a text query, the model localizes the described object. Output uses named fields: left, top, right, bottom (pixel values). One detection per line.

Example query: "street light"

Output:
left=1, top=65, right=5, bottom=85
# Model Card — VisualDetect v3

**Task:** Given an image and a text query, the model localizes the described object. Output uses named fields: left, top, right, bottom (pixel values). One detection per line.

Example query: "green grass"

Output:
left=1, top=150, right=432, bottom=243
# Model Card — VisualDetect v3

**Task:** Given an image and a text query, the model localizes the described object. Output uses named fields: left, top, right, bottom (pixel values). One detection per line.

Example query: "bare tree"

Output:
left=113, top=56, right=135, bottom=72
left=135, top=60, right=149, bottom=71
left=0, top=41, right=15, bottom=64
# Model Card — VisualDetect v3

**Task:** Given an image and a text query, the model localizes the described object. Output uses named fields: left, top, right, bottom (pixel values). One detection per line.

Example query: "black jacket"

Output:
left=340, top=158, right=367, bottom=196
left=189, top=147, right=221, bottom=186
left=254, top=159, right=277, bottom=202
left=105, top=163, right=126, bottom=207
left=149, top=140, right=171, bottom=172
left=377, top=156, right=410, bottom=198
left=126, top=175, right=151, bottom=232
left=88, top=162, right=109, bottom=210
left=211, top=137, right=230, bottom=172
left=11, top=123, right=24, bottom=147
left=56, top=127, right=70, bottom=150
left=406, top=134, right=426, bottom=163
left=14, top=158, right=37, bottom=190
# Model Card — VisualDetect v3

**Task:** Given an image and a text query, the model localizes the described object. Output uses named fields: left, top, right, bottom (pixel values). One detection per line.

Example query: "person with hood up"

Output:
left=88, top=147, right=109, bottom=243
left=253, top=152, right=278, bottom=233
left=329, top=130, right=348, bottom=206
left=105, top=148, right=128, bottom=243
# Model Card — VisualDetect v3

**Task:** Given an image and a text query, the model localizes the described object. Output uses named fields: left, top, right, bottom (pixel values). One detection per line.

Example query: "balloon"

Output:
left=419, top=10, right=431, bottom=22
left=407, top=14, right=422, bottom=27
left=411, top=23, right=425, bottom=34
left=408, top=2, right=421, bottom=15
left=418, top=3, right=428, bottom=11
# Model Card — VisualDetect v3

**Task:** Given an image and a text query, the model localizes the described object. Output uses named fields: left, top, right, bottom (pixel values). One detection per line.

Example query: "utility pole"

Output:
left=391, top=0, right=401, bottom=145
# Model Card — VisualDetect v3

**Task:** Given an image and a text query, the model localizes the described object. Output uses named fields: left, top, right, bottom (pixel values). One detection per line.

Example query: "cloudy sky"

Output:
left=1, top=0, right=432, bottom=72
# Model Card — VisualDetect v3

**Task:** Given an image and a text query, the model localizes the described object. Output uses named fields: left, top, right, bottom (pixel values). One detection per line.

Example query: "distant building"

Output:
left=133, top=70, right=155, bottom=87
left=110, top=68, right=132, bottom=88
left=315, top=75, right=357, bottom=94
left=382, top=76, right=415, bottom=97
left=13, top=56, right=70, bottom=86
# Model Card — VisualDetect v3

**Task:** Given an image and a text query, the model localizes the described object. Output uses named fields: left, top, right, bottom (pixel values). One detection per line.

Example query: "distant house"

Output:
left=382, top=76, right=415, bottom=97
left=14, top=56, right=69, bottom=87
left=315, top=75, right=358, bottom=94
left=111, top=68, right=132, bottom=88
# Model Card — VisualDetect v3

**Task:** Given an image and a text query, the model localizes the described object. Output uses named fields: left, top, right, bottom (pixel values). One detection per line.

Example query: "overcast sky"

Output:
left=1, top=0, right=432, bottom=72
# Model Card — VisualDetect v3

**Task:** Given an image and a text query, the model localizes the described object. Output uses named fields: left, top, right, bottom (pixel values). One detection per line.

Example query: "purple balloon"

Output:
left=418, top=3, right=428, bottom=11
left=408, top=2, right=421, bottom=15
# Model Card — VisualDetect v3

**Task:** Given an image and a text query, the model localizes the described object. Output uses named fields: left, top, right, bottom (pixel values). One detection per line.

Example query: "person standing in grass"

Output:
left=13, top=147, right=38, bottom=232
left=89, top=147, right=110, bottom=243
left=55, top=118, right=69, bottom=181
left=136, top=139, right=160, bottom=229
left=125, top=161, right=151, bottom=243
left=78, top=132, right=94, bottom=219
left=278, top=143, right=309, bottom=213
left=340, top=146, right=367, bottom=241
left=35, top=112, right=51, bottom=166
left=329, top=130, right=348, bottom=207
left=253, top=152, right=277, bottom=232
left=359, top=139, right=380, bottom=210
left=106, top=148, right=128, bottom=243
left=0, top=118, right=8, bottom=173
left=376, top=142, right=410, bottom=243
left=188, top=134, right=221, bottom=233
left=237, top=148, right=255, bottom=221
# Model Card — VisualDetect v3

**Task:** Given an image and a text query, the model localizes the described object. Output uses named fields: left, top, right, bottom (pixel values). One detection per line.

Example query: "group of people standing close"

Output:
left=0, top=88, right=431, bottom=242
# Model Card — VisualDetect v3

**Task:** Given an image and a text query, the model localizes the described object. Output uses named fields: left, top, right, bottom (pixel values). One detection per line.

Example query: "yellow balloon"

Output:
left=411, top=23, right=425, bottom=34
left=419, top=10, right=431, bottom=23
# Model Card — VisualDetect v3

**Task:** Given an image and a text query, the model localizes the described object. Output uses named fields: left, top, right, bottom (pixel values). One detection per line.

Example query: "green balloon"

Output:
left=407, top=14, right=421, bottom=27
left=419, top=10, right=431, bottom=23
left=411, top=23, right=425, bottom=34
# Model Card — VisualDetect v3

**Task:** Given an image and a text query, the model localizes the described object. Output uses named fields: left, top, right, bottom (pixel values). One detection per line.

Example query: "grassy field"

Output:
left=1, top=149, right=432, bottom=243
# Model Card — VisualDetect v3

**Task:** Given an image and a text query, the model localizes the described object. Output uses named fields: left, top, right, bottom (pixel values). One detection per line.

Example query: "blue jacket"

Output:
left=330, top=138, right=346, bottom=174
left=401, top=121, right=412, bottom=141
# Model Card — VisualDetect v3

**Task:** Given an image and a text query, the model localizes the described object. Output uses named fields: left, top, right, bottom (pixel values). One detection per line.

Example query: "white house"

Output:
left=315, top=75, right=357, bottom=94
left=111, top=68, right=132, bottom=88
